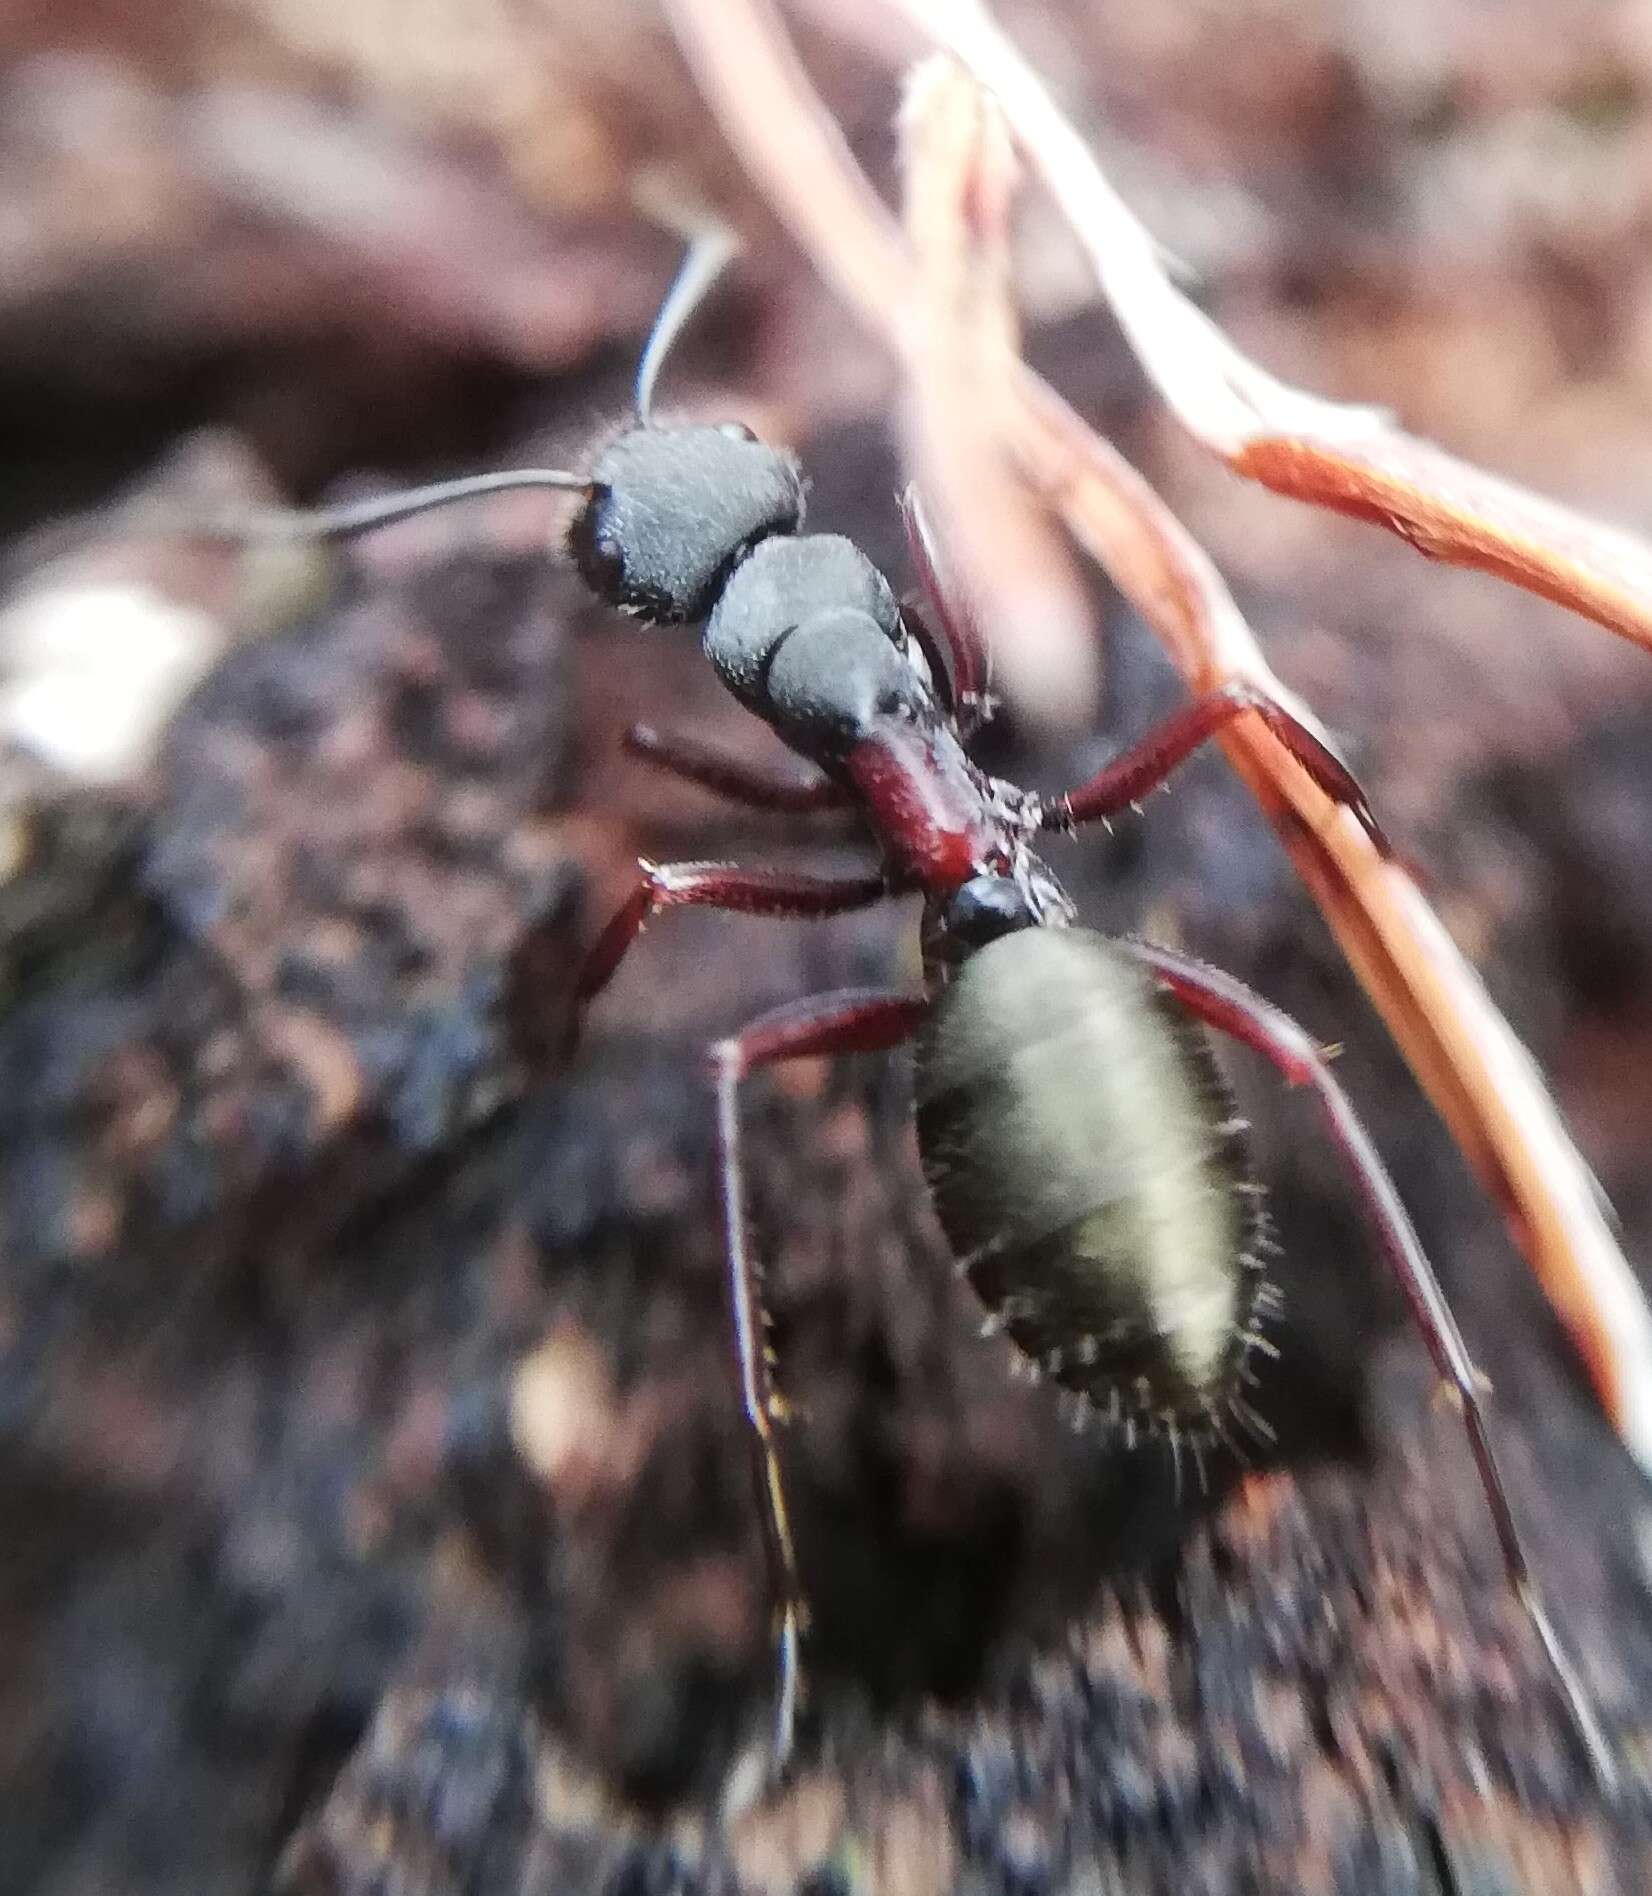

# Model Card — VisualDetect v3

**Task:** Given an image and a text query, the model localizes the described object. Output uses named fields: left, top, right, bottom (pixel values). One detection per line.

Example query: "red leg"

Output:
left=1119, top=938, right=1614, bottom=1784
left=712, top=989, right=930, bottom=1766
left=900, top=485, right=993, bottom=734
left=1044, top=681, right=1390, bottom=856
left=570, top=862, right=890, bottom=1052
left=625, top=723, right=848, bottom=813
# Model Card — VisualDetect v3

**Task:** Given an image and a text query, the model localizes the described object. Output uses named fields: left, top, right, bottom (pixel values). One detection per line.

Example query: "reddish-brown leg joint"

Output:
left=712, top=988, right=929, bottom=1767
left=1045, top=681, right=1390, bottom=855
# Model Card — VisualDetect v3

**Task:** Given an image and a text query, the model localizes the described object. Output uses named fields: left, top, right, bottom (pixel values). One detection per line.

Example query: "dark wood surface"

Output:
left=4, top=6, right=1652, bottom=1891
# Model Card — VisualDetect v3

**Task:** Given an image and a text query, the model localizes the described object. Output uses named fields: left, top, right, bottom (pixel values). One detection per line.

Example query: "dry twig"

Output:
left=896, top=61, right=1096, bottom=731
left=891, top=0, right=1652, bottom=663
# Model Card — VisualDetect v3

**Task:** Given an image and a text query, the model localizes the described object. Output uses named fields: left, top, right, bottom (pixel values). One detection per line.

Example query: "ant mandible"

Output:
left=234, top=235, right=1613, bottom=1784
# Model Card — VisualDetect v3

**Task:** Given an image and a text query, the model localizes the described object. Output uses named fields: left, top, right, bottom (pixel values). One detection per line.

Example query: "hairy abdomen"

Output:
left=914, top=929, right=1266, bottom=1431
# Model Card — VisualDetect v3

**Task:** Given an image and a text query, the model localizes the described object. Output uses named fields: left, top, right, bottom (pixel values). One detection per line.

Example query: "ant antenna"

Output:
left=632, top=226, right=741, bottom=426
left=171, top=231, right=738, bottom=549
left=181, top=467, right=591, bottom=545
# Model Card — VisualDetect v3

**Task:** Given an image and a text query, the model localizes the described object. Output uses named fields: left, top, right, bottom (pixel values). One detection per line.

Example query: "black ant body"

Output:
left=231, top=240, right=1612, bottom=1782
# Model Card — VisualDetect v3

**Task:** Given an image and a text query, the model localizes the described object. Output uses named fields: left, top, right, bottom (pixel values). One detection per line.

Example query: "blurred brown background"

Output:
left=4, top=3, right=1652, bottom=1892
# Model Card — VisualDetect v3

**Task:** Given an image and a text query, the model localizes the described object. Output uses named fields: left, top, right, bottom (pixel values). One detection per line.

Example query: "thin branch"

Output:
left=897, top=56, right=1097, bottom=731
left=889, top=0, right=1652, bottom=660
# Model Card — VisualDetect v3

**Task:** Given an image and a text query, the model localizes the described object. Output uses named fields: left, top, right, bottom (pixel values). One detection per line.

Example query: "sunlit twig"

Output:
left=891, top=0, right=1652, bottom=661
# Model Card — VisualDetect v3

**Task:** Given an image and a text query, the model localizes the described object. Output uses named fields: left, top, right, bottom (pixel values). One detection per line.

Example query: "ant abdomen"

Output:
left=914, top=927, right=1268, bottom=1432
left=569, top=422, right=806, bottom=623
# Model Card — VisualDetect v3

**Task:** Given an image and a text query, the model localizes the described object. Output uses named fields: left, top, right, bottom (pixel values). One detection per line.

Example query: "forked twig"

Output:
left=664, top=0, right=1652, bottom=1475
left=890, top=0, right=1652, bottom=660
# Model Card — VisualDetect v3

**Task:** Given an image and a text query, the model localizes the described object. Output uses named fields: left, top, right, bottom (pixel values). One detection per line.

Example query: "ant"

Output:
left=220, top=235, right=1613, bottom=1784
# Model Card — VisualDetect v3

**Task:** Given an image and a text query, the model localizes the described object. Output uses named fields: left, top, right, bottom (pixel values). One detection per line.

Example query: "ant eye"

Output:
left=718, top=421, right=759, bottom=443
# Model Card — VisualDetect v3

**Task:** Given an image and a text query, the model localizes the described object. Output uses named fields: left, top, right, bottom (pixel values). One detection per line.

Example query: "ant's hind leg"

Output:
left=1119, top=937, right=1616, bottom=1786
left=568, top=862, right=890, bottom=1055
left=1043, top=679, right=1390, bottom=855
left=712, top=989, right=929, bottom=1767
left=624, top=724, right=849, bottom=813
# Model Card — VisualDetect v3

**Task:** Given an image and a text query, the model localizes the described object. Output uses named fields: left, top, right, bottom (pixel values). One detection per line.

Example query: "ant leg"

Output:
left=625, top=725, right=849, bottom=813
left=569, top=863, right=890, bottom=1052
left=1042, top=680, right=1389, bottom=854
left=900, top=486, right=992, bottom=733
left=712, top=988, right=930, bottom=1766
left=1119, top=938, right=1616, bottom=1786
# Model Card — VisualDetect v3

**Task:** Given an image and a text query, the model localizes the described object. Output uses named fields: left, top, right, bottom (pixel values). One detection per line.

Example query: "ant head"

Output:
left=568, top=423, right=806, bottom=625
left=188, top=235, right=807, bottom=627
left=566, top=228, right=805, bottom=624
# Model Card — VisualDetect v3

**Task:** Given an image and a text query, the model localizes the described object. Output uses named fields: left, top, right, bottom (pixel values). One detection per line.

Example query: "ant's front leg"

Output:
left=624, top=724, right=850, bottom=814
left=567, top=862, right=891, bottom=1055
left=900, top=487, right=993, bottom=735
left=711, top=988, right=930, bottom=1768
left=1118, top=937, right=1615, bottom=1787
left=1042, top=680, right=1390, bottom=854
